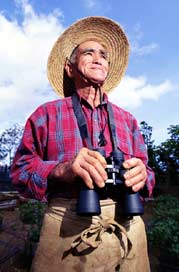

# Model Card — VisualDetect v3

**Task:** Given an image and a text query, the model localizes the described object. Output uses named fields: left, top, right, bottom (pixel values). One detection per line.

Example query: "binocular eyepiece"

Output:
left=77, top=149, right=144, bottom=217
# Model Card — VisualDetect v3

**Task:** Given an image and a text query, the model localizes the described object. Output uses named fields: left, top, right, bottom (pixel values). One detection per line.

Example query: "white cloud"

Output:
left=109, top=76, right=173, bottom=109
left=0, top=0, right=63, bottom=133
left=129, top=23, right=159, bottom=56
left=131, top=41, right=159, bottom=56
left=0, top=0, right=175, bottom=141
left=83, top=0, right=97, bottom=9
left=82, top=0, right=110, bottom=12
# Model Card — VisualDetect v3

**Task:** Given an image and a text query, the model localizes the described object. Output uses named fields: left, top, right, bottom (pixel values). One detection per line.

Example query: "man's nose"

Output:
left=93, top=52, right=102, bottom=63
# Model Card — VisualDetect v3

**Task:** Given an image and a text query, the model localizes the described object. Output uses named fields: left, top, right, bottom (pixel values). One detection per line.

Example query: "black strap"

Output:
left=72, top=92, right=118, bottom=150
left=72, top=93, right=93, bottom=149
left=106, top=103, right=118, bottom=150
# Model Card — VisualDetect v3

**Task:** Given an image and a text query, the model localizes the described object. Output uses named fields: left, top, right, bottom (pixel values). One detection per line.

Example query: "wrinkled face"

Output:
left=73, top=40, right=109, bottom=85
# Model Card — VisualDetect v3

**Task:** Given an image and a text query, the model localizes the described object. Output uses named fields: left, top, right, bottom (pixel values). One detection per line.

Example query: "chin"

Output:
left=90, top=76, right=106, bottom=84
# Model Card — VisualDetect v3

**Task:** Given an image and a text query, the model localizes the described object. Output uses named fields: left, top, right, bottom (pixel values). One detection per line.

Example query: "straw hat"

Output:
left=47, top=16, right=129, bottom=97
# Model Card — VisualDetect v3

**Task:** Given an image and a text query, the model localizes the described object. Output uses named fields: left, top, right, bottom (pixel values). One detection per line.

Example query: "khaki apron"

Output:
left=31, top=198, right=150, bottom=272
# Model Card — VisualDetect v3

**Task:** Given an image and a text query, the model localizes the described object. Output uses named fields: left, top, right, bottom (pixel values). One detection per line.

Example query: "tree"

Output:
left=139, top=122, right=179, bottom=187
left=167, top=125, right=179, bottom=166
left=157, top=125, right=179, bottom=185
left=140, top=121, right=153, bottom=148
left=0, top=137, right=7, bottom=161
left=0, top=124, right=24, bottom=166
left=140, top=121, right=157, bottom=168
left=139, top=121, right=166, bottom=187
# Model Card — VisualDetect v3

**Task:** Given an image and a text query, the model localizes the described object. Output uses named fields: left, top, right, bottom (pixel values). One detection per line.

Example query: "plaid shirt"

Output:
left=11, top=95, right=155, bottom=200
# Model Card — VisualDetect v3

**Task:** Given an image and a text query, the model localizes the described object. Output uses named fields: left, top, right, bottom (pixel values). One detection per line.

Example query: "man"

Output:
left=11, top=16, right=155, bottom=271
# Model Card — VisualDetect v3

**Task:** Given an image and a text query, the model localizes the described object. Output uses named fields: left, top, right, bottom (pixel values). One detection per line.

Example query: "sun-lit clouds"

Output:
left=109, top=76, right=174, bottom=109
left=132, top=41, right=159, bottom=56
left=0, top=0, right=176, bottom=144
left=82, top=0, right=111, bottom=13
left=129, top=23, right=159, bottom=56
left=83, top=0, right=97, bottom=9
left=0, top=0, right=62, bottom=132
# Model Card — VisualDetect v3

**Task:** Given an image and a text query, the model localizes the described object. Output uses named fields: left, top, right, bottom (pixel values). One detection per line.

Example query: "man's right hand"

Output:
left=48, top=147, right=107, bottom=189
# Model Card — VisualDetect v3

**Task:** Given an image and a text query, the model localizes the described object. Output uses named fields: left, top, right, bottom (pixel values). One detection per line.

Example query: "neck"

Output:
left=76, top=86, right=103, bottom=108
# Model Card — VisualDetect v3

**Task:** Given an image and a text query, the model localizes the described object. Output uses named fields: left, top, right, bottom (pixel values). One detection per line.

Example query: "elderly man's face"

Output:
left=73, top=40, right=109, bottom=85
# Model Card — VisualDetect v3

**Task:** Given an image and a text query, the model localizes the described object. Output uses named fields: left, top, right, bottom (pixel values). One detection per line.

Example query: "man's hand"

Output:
left=123, top=158, right=147, bottom=192
left=48, top=147, right=107, bottom=189
left=70, top=148, right=107, bottom=188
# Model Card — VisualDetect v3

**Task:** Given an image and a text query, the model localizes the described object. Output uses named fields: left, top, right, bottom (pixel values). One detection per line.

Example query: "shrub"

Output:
left=19, top=201, right=47, bottom=242
left=147, top=194, right=179, bottom=264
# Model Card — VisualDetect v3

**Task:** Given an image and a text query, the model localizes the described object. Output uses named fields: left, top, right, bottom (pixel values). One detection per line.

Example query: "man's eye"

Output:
left=102, top=54, right=107, bottom=59
left=100, top=51, right=109, bottom=60
left=84, top=51, right=92, bottom=55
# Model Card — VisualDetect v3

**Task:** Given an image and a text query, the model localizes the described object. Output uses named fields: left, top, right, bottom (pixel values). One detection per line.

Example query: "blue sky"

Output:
left=0, top=0, right=179, bottom=145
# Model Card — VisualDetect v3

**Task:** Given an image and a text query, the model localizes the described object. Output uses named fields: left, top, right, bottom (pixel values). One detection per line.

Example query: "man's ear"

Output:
left=64, top=60, right=74, bottom=78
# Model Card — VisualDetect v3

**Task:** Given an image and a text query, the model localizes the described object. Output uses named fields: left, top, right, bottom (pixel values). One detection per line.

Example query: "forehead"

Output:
left=77, top=40, right=108, bottom=51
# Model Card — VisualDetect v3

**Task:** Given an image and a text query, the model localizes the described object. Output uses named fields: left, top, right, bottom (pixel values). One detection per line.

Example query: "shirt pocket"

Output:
left=117, top=142, right=133, bottom=160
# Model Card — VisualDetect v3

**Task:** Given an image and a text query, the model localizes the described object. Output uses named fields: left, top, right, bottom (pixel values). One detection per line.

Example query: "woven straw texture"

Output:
left=47, top=16, right=129, bottom=97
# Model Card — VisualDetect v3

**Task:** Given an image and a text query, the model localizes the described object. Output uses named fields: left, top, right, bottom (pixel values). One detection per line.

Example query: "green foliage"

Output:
left=140, top=121, right=153, bottom=148
left=153, top=194, right=179, bottom=220
left=157, top=125, right=179, bottom=185
left=19, top=201, right=47, bottom=242
left=29, top=225, right=42, bottom=242
left=139, top=121, right=158, bottom=172
left=148, top=195, right=179, bottom=261
left=19, top=201, right=46, bottom=224
left=139, top=122, right=179, bottom=186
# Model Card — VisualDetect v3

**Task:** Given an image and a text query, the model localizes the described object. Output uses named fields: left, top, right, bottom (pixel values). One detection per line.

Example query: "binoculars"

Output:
left=77, top=149, right=144, bottom=217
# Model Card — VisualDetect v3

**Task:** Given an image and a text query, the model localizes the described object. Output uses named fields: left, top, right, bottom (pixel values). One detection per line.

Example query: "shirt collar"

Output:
left=76, top=91, right=108, bottom=109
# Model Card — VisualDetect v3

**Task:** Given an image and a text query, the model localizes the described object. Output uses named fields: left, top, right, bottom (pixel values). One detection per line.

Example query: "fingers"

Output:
left=71, top=148, right=107, bottom=189
left=123, top=158, right=147, bottom=192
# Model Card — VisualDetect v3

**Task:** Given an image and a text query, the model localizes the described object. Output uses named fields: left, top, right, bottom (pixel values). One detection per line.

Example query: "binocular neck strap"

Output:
left=72, top=93, right=93, bottom=149
left=72, top=92, right=118, bottom=150
left=106, top=102, right=118, bottom=151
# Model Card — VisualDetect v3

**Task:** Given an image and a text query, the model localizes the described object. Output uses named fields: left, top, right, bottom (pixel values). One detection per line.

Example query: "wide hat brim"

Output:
left=47, top=16, right=129, bottom=97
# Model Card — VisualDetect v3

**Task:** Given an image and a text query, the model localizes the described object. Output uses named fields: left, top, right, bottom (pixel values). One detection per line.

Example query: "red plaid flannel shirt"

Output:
left=11, top=95, right=155, bottom=200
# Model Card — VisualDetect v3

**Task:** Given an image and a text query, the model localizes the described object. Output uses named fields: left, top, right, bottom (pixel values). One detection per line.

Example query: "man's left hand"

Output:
left=123, top=158, right=147, bottom=192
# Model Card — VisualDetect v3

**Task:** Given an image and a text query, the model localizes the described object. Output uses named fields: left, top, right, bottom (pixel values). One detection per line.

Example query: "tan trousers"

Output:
left=31, top=198, right=150, bottom=272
